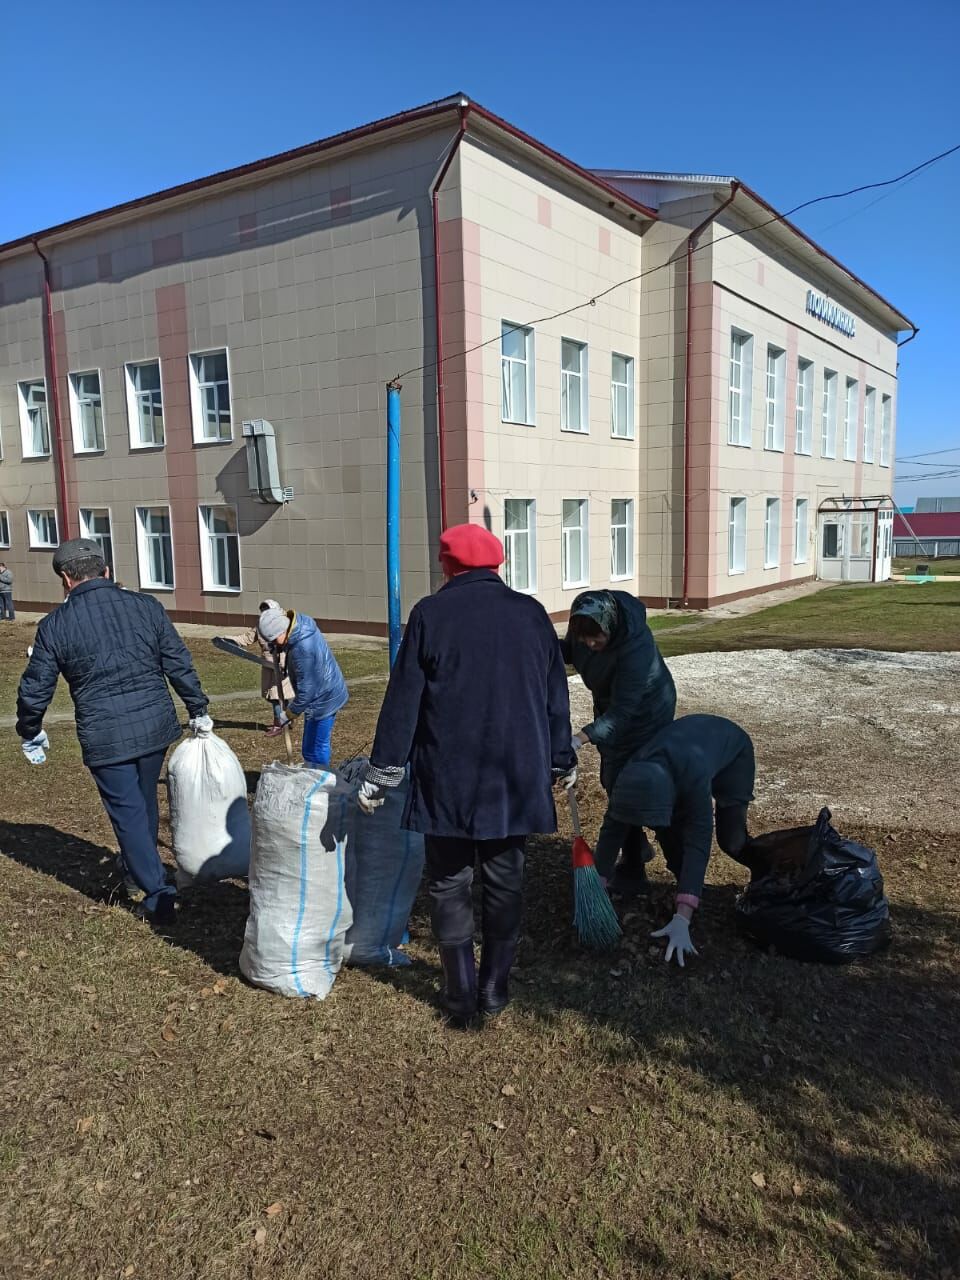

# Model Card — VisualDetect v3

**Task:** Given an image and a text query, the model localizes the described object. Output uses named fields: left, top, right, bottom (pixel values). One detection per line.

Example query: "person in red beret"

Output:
left=359, top=522, right=576, bottom=1028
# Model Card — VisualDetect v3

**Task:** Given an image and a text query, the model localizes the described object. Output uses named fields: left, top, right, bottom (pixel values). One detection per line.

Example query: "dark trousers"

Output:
left=657, top=803, right=755, bottom=881
left=600, top=755, right=651, bottom=871
left=0, top=592, right=14, bottom=621
left=89, top=748, right=174, bottom=913
left=424, top=836, right=526, bottom=947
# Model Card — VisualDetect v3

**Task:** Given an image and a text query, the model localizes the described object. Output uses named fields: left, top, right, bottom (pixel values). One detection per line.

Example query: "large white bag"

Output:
left=167, top=725, right=251, bottom=888
left=240, top=762, right=354, bottom=999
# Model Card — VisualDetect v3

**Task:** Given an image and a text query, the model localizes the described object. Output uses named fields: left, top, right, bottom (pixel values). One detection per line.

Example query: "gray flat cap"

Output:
left=52, top=538, right=105, bottom=575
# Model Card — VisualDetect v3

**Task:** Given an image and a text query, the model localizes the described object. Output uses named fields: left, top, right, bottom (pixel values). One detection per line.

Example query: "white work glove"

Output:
left=189, top=714, right=214, bottom=735
left=555, top=766, right=578, bottom=791
left=571, top=732, right=583, bottom=753
left=357, top=779, right=385, bottom=814
left=21, top=731, right=49, bottom=765
left=651, top=913, right=699, bottom=967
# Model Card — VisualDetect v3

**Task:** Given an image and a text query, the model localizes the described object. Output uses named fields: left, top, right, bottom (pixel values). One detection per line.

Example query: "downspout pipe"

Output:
left=32, top=240, right=72, bottom=542
left=681, top=182, right=739, bottom=606
left=432, top=103, right=470, bottom=532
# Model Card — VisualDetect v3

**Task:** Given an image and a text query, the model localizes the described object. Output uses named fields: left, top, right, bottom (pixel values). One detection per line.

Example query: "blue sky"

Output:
left=4, top=0, right=958, bottom=502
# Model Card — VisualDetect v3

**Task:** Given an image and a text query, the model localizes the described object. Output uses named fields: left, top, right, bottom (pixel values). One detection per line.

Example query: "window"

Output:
left=126, top=361, right=164, bottom=447
left=880, top=395, right=892, bottom=467
left=795, top=359, right=813, bottom=455
left=503, top=499, right=536, bottom=592
left=794, top=498, right=809, bottom=564
left=189, top=350, right=232, bottom=442
left=79, top=508, right=113, bottom=573
left=610, top=499, right=634, bottom=579
left=561, top=499, right=589, bottom=587
left=18, top=380, right=50, bottom=457
left=764, top=346, right=786, bottom=450
left=501, top=323, right=535, bottom=425
left=851, top=515, right=872, bottom=558
left=764, top=498, right=781, bottom=569
left=27, top=508, right=59, bottom=549
left=199, top=505, right=241, bottom=592
left=0, top=511, right=9, bottom=547
left=136, top=506, right=174, bottom=589
left=610, top=354, right=635, bottom=439
left=863, top=387, right=877, bottom=464
left=69, top=371, right=105, bottom=452
left=728, top=497, right=746, bottom=575
left=728, top=329, right=753, bottom=446
left=820, top=370, right=838, bottom=458
left=822, top=522, right=842, bottom=559
left=560, top=339, right=588, bottom=433
left=843, top=378, right=858, bottom=460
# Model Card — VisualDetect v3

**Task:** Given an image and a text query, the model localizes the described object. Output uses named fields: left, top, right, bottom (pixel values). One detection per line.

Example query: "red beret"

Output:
left=438, top=523, right=505, bottom=573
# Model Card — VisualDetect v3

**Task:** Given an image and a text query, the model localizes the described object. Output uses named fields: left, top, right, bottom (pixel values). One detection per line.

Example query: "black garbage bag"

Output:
left=735, top=807, right=892, bottom=963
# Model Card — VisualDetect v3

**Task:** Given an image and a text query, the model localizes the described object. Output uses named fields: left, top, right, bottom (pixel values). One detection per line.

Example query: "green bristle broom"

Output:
left=568, top=789, right=622, bottom=949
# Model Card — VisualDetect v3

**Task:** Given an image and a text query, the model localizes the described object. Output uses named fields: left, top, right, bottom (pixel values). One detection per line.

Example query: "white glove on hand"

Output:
left=357, top=779, right=386, bottom=814
left=651, top=913, right=699, bottom=967
left=21, top=731, right=49, bottom=765
left=189, top=714, right=214, bottom=735
left=571, top=733, right=583, bottom=753
left=556, top=766, right=578, bottom=791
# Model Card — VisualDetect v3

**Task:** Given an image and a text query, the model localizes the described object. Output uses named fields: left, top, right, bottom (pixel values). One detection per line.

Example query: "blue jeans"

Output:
left=301, top=714, right=336, bottom=766
left=89, top=748, right=174, bottom=913
left=0, top=592, right=14, bottom=620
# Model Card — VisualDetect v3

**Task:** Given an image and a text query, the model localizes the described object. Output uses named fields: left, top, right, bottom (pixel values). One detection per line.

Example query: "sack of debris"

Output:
left=735, top=807, right=892, bottom=963
left=240, top=762, right=354, bottom=998
left=339, top=757, right=424, bottom=967
left=168, top=723, right=251, bottom=887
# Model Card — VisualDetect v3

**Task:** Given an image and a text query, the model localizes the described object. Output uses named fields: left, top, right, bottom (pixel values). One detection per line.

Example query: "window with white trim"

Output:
left=126, top=360, right=164, bottom=448
left=610, top=499, right=634, bottom=579
left=501, top=323, right=535, bottom=425
left=795, top=359, right=813, bottom=455
left=79, top=508, right=113, bottom=573
left=69, top=370, right=105, bottom=452
left=728, top=497, right=746, bottom=575
left=560, top=339, right=588, bottom=433
left=764, top=345, right=786, bottom=451
left=863, top=386, right=877, bottom=464
left=764, top=497, right=781, bottom=569
left=821, top=369, right=838, bottom=458
left=728, top=329, right=753, bottom=446
left=880, top=394, right=892, bottom=467
left=189, top=350, right=232, bottom=443
left=843, top=377, right=858, bottom=460
left=0, top=511, right=10, bottom=547
left=199, top=505, right=241, bottom=592
left=18, top=380, right=51, bottom=458
left=610, top=353, right=634, bottom=439
left=27, top=508, right=59, bottom=549
left=561, top=498, right=589, bottom=587
left=503, top=499, right=536, bottom=592
left=136, top=506, right=174, bottom=589
left=794, top=498, right=809, bottom=564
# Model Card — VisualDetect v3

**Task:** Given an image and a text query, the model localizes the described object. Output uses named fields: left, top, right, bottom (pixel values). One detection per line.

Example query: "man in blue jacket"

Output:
left=256, top=607, right=348, bottom=766
left=358, top=523, right=576, bottom=1027
left=16, top=539, right=210, bottom=925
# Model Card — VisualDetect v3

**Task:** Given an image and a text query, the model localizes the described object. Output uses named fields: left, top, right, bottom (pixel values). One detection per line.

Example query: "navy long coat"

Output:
left=369, top=569, right=575, bottom=839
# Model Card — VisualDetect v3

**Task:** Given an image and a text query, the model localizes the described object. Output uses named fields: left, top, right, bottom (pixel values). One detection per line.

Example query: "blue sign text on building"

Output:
left=806, top=290, right=856, bottom=337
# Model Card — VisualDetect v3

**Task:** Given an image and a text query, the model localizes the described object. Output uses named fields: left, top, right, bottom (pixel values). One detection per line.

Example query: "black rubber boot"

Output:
left=478, top=938, right=518, bottom=1019
left=438, top=942, right=478, bottom=1028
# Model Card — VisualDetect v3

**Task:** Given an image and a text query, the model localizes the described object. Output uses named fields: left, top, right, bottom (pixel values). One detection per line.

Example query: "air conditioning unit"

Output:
left=242, top=419, right=288, bottom=504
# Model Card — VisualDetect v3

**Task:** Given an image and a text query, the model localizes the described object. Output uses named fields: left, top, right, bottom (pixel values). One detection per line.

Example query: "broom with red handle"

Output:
left=568, top=789, right=622, bottom=949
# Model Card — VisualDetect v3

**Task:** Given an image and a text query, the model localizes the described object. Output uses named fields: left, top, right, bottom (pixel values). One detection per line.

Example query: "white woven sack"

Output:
left=240, top=762, right=354, bottom=999
left=167, top=726, right=251, bottom=888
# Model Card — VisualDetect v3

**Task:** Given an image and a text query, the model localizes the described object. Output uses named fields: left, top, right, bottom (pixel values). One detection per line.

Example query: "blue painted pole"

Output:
left=386, top=381, right=402, bottom=667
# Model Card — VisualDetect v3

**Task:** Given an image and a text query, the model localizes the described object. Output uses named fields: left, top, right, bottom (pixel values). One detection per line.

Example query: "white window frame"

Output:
left=863, top=386, right=877, bottom=464
left=610, top=498, right=634, bottom=580
left=764, top=497, right=781, bottom=569
left=728, top=497, right=746, bottom=576
left=610, top=353, right=635, bottom=439
left=560, top=339, right=589, bottom=434
left=125, top=359, right=165, bottom=449
left=0, top=510, right=10, bottom=547
left=764, top=345, right=786, bottom=451
left=189, top=349, right=233, bottom=444
left=561, top=498, right=590, bottom=588
left=503, top=499, right=537, bottom=593
left=68, top=369, right=106, bottom=453
left=78, top=506, right=114, bottom=571
left=27, top=508, right=59, bottom=549
left=821, top=369, right=838, bottom=458
left=880, top=394, right=892, bottom=467
left=727, top=329, right=753, bottom=447
left=500, top=323, right=536, bottom=426
left=18, top=379, right=51, bottom=459
left=795, top=359, right=813, bottom=455
left=136, top=505, right=175, bottom=591
left=198, top=504, right=242, bottom=593
left=843, top=377, right=858, bottom=461
left=794, top=498, right=809, bottom=565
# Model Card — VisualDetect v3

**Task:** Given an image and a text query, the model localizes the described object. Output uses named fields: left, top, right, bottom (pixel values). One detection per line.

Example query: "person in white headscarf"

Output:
left=224, top=599, right=294, bottom=735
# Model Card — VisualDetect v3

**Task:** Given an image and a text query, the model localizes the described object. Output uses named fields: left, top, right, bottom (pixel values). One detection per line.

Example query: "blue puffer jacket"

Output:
left=16, top=577, right=208, bottom=768
left=285, top=613, right=349, bottom=721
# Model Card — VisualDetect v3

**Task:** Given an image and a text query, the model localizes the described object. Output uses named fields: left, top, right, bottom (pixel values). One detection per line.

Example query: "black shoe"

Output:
left=478, top=938, right=518, bottom=1018
left=609, top=863, right=651, bottom=900
left=438, top=942, right=478, bottom=1028
left=138, top=894, right=177, bottom=928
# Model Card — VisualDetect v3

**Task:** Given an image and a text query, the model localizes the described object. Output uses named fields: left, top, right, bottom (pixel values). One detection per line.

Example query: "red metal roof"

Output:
left=893, top=512, right=960, bottom=537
